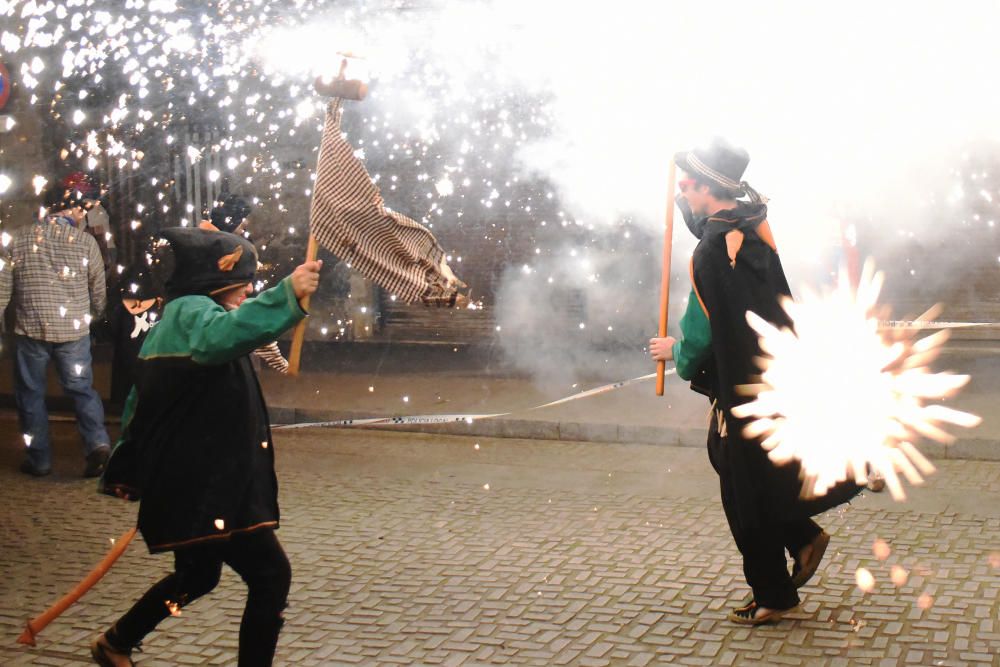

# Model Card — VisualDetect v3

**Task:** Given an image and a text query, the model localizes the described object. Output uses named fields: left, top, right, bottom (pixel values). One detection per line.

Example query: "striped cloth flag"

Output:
left=254, top=341, right=289, bottom=374
left=309, top=99, right=463, bottom=305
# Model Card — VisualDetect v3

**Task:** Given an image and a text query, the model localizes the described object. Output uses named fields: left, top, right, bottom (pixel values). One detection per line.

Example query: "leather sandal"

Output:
left=792, top=530, right=830, bottom=588
left=90, top=634, right=135, bottom=667
left=736, top=530, right=832, bottom=609
left=728, top=601, right=799, bottom=626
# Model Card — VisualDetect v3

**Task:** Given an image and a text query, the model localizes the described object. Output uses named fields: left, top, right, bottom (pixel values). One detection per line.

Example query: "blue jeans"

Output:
left=15, top=335, right=110, bottom=470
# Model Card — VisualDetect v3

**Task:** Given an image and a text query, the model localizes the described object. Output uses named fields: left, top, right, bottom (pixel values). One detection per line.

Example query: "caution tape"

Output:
left=273, top=371, right=669, bottom=431
left=878, top=320, right=997, bottom=330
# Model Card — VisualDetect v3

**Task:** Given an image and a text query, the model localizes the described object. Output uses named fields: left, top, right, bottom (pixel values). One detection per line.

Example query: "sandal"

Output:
left=90, top=634, right=135, bottom=667
left=727, top=601, right=798, bottom=626
left=792, top=531, right=830, bottom=588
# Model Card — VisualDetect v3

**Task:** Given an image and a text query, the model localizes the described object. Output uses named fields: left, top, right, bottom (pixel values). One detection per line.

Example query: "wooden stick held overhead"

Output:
left=287, top=234, right=319, bottom=377
left=18, top=526, right=138, bottom=646
left=656, top=159, right=677, bottom=396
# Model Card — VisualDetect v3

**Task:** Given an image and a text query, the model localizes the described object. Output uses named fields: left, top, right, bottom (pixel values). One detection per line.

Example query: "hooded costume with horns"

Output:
left=101, top=227, right=306, bottom=552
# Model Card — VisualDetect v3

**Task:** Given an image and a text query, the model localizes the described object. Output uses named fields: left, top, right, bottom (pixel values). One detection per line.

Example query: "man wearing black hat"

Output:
left=649, top=139, right=860, bottom=625
left=0, top=183, right=111, bottom=478
left=93, top=227, right=321, bottom=666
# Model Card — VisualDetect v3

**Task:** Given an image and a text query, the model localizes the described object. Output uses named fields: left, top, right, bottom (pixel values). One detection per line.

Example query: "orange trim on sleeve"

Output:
left=757, top=220, right=778, bottom=252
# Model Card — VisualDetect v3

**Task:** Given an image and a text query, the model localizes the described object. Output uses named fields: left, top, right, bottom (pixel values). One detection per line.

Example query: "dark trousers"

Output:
left=108, top=528, right=291, bottom=667
left=707, top=415, right=821, bottom=610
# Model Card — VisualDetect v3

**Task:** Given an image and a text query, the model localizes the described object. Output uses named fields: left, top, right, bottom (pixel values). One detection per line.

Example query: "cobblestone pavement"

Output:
left=1, top=417, right=999, bottom=666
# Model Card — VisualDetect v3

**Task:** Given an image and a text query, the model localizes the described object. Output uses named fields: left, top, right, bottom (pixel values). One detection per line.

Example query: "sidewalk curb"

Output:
left=267, top=406, right=1000, bottom=462
left=7, top=394, right=997, bottom=462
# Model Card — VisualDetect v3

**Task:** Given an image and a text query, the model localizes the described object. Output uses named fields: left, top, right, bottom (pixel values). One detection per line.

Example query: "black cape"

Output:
left=101, top=280, right=304, bottom=553
left=690, top=203, right=862, bottom=535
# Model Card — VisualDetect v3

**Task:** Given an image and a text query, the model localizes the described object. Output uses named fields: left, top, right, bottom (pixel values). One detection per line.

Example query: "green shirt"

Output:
left=671, top=288, right=712, bottom=380
left=120, top=276, right=305, bottom=429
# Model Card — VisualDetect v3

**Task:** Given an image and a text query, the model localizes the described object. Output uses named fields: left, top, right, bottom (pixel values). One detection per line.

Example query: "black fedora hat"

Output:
left=674, top=138, right=751, bottom=194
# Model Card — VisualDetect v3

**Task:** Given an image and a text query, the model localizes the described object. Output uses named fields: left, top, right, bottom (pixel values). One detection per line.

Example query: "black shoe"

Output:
left=20, top=460, right=52, bottom=477
left=84, top=446, right=111, bottom=478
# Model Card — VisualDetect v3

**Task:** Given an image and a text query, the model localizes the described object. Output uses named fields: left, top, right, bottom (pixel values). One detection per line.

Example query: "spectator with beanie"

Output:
left=210, top=194, right=253, bottom=236
left=94, top=226, right=321, bottom=666
left=0, top=183, right=111, bottom=477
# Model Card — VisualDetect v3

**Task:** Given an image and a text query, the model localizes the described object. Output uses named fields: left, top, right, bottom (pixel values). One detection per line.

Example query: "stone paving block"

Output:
left=3, top=428, right=1000, bottom=666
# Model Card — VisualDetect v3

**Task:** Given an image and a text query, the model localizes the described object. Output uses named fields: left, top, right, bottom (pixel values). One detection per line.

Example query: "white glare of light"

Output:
left=0, top=174, right=10, bottom=194
left=32, top=175, right=46, bottom=195
left=208, top=169, right=220, bottom=182
left=294, top=99, right=315, bottom=120
left=72, top=109, right=86, bottom=125
left=732, top=260, right=982, bottom=501
left=855, top=568, right=876, bottom=593
left=435, top=176, right=454, bottom=196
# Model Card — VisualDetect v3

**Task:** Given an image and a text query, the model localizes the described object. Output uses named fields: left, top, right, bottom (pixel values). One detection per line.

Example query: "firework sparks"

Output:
left=731, top=260, right=982, bottom=502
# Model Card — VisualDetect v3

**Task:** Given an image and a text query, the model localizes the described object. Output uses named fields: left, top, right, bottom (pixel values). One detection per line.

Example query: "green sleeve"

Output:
left=120, top=386, right=138, bottom=434
left=181, top=277, right=307, bottom=366
left=671, top=289, right=712, bottom=381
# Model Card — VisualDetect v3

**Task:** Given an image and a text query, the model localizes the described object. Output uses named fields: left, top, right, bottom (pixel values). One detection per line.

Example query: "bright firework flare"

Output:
left=731, top=259, right=982, bottom=502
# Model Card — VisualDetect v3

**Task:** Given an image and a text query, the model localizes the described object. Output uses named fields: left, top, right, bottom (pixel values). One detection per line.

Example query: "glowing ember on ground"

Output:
left=917, top=593, right=934, bottom=610
left=872, top=538, right=891, bottom=561
left=989, top=552, right=1000, bottom=569
left=165, top=600, right=182, bottom=617
left=855, top=567, right=876, bottom=593
left=890, top=565, right=909, bottom=587
left=732, top=260, right=982, bottom=501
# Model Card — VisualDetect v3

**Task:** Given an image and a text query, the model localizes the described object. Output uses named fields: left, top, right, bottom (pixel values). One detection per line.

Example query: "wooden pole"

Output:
left=655, top=159, right=677, bottom=396
left=18, top=527, right=138, bottom=646
left=287, top=234, right=319, bottom=377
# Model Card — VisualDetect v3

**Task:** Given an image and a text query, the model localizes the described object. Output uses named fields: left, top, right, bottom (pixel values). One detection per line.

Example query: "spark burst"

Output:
left=731, top=260, right=982, bottom=502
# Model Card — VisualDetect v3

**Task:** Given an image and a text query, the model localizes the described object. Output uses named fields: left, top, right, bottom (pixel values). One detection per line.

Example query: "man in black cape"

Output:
left=650, top=139, right=861, bottom=625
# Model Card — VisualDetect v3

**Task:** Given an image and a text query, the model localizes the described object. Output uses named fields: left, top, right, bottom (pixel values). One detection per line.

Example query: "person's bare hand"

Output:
left=649, top=336, right=676, bottom=361
left=291, top=260, right=323, bottom=299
